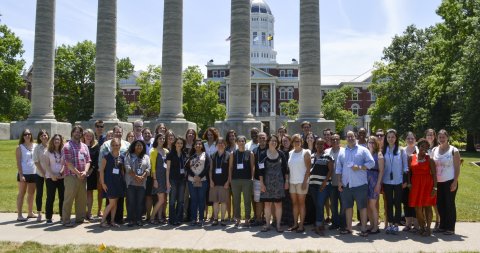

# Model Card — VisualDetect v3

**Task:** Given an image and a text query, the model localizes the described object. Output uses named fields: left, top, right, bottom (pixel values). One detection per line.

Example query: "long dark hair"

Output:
left=189, top=138, right=206, bottom=157
left=47, top=134, right=64, bottom=153
left=36, top=129, right=49, bottom=144
left=128, top=140, right=147, bottom=159
left=425, top=128, right=438, bottom=147
left=152, top=133, right=165, bottom=149
left=225, top=129, right=237, bottom=150
left=382, top=129, right=399, bottom=155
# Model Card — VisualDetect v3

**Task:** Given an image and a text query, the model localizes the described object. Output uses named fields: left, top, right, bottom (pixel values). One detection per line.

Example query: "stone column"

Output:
left=150, top=0, right=196, bottom=135
left=11, top=0, right=71, bottom=139
left=92, top=0, right=118, bottom=121
left=287, top=0, right=335, bottom=135
left=215, top=0, right=262, bottom=136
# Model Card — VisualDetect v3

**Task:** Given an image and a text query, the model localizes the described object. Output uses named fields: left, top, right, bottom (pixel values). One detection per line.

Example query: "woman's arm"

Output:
left=249, top=152, right=255, bottom=180
left=99, top=158, right=107, bottom=192
left=451, top=149, right=461, bottom=192
left=16, top=146, right=24, bottom=181
left=302, top=151, right=311, bottom=189
left=375, top=153, right=384, bottom=194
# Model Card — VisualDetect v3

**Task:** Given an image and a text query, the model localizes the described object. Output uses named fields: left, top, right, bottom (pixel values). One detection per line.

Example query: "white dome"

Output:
left=251, top=0, right=272, bottom=15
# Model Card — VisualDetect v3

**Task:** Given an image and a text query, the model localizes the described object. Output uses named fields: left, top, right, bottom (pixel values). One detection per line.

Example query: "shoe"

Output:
left=325, top=217, right=331, bottom=224
left=212, top=220, right=219, bottom=226
left=261, top=226, right=270, bottom=232
left=314, top=226, right=325, bottom=236
left=234, top=220, right=240, bottom=227
left=340, top=229, right=352, bottom=234
left=385, top=225, right=392, bottom=234
left=189, top=222, right=197, bottom=226
left=288, top=225, right=299, bottom=231
left=37, top=214, right=42, bottom=222
left=368, top=229, right=380, bottom=234
left=360, top=231, right=369, bottom=237
left=443, top=230, right=455, bottom=235
left=100, top=221, right=109, bottom=228
left=16, top=217, right=27, bottom=222
left=403, top=225, right=411, bottom=232
left=46, top=219, right=53, bottom=224
left=392, top=225, right=399, bottom=234
left=27, top=214, right=37, bottom=219
left=110, top=223, right=120, bottom=228
left=137, top=221, right=144, bottom=227
left=220, top=220, right=227, bottom=226
left=328, top=224, right=340, bottom=230
left=296, top=227, right=305, bottom=233
left=198, top=221, right=204, bottom=227
left=128, top=223, right=135, bottom=227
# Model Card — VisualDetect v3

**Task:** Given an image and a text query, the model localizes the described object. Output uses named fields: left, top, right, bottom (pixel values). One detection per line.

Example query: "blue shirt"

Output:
left=382, top=146, right=408, bottom=185
left=335, top=144, right=375, bottom=188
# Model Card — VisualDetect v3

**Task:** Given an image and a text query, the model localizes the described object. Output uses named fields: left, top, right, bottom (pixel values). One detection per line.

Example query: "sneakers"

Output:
left=386, top=225, right=399, bottom=234
left=385, top=225, right=393, bottom=234
left=393, top=225, right=399, bottom=234
left=46, top=219, right=53, bottom=224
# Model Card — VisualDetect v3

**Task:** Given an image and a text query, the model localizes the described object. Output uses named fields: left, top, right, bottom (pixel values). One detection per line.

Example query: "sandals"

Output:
left=276, top=227, right=284, bottom=233
left=16, top=217, right=27, bottom=222
left=443, top=230, right=455, bottom=235
left=288, top=225, right=299, bottom=231
left=296, top=227, right=305, bottom=233
left=212, top=220, right=219, bottom=226
left=368, top=229, right=380, bottom=234
left=261, top=226, right=271, bottom=232
left=110, top=223, right=120, bottom=228
left=402, top=226, right=411, bottom=232
left=340, top=229, right=352, bottom=235
left=220, top=220, right=227, bottom=226
left=100, top=221, right=110, bottom=228
left=360, top=231, right=369, bottom=237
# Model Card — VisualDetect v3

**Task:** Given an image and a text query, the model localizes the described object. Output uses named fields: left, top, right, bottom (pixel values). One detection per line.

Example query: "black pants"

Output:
left=45, top=178, right=64, bottom=220
left=437, top=179, right=457, bottom=231
left=127, top=185, right=145, bottom=223
left=402, top=187, right=416, bottom=218
left=35, top=175, right=45, bottom=212
left=384, top=183, right=402, bottom=224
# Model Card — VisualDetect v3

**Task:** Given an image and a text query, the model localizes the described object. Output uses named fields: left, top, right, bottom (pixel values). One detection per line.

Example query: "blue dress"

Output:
left=103, top=153, right=126, bottom=199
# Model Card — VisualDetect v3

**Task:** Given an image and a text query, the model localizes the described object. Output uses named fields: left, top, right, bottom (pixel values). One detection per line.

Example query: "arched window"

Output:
left=352, top=88, right=360, bottom=101
left=286, top=87, right=294, bottom=100
left=351, top=103, right=360, bottom=116
left=279, top=87, right=287, bottom=100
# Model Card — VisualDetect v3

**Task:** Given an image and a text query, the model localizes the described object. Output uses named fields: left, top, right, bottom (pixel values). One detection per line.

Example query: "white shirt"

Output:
left=432, top=145, right=458, bottom=182
left=204, top=142, right=217, bottom=157
left=20, top=144, right=37, bottom=175
left=288, top=149, right=310, bottom=184
left=245, top=141, right=259, bottom=152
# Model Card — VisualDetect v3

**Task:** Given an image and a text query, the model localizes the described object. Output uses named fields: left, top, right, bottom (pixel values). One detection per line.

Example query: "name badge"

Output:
left=79, top=153, right=85, bottom=161
left=237, top=163, right=244, bottom=169
left=180, top=168, right=185, bottom=174
left=136, top=168, right=142, bottom=175
left=163, top=162, right=167, bottom=168
left=55, top=163, right=61, bottom=172
left=258, top=163, right=265, bottom=169
left=347, top=162, right=354, bottom=168
left=113, top=168, right=120, bottom=174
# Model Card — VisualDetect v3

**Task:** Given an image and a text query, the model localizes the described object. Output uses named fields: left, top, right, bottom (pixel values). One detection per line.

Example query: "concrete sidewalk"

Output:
left=0, top=213, right=479, bottom=252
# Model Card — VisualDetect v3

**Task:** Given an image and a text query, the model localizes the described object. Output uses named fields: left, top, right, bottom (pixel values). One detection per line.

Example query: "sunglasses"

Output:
left=23, top=133, right=31, bottom=136
left=95, top=125, right=104, bottom=128
left=376, top=134, right=384, bottom=137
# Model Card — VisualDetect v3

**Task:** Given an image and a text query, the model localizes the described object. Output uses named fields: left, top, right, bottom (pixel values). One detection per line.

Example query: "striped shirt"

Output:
left=62, top=140, right=91, bottom=176
left=309, top=153, right=333, bottom=185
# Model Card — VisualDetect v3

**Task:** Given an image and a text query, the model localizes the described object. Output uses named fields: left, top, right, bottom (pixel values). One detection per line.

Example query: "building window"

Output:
left=212, top=71, right=218, bottom=78
left=219, top=87, right=226, bottom=101
left=251, top=103, right=257, bottom=114
left=287, top=70, right=293, bottom=77
left=351, top=103, right=360, bottom=116
left=253, top=32, right=258, bottom=45
left=370, top=91, right=376, bottom=101
left=352, top=88, right=360, bottom=101
left=261, top=87, right=269, bottom=99
left=261, top=102, right=270, bottom=113
left=279, top=87, right=287, bottom=100
left=262, top=32, right=266, bottom=45
left=251, top=88, right=256, bottom=100
left=279, top=70, right=285, bottom=77
left=279, top=104, right=286, bottom=116
left=220, top=71, right=225, bottom=77
left=287, top=87, right=294, bottom=100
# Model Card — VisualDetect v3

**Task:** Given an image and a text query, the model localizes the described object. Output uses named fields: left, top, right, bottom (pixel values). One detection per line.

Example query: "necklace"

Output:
left=53, top=151, right=61, bottom=163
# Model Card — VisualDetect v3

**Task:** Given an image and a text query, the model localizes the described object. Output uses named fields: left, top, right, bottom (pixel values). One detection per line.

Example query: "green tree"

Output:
left=279, top=99, right=299, bottom=120
left=321, top=86, right=357, bottom=132
left=116, top=57, right=134, bottom=121
left=54, top=40, right=134, bottom=123
left=0, top=22, right=29, bottom=121
left=182, top=66, right=226, bottom=132
left=136, top=65, right=162, bottom=120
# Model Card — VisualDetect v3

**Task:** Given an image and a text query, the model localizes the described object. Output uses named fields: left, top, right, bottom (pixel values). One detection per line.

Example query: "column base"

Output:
left=215, top=120, right=263, bottom=137
left=286, top=119, right=335, bottom=136
left=77, top=120, right=133, bottom=135
left=10, top=120, right=72, bottom=140
left=144, top=120, right=197, bottom=137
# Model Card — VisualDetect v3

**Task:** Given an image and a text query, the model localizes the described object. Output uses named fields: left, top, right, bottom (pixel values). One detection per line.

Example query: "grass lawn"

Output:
left=1, top=140, right=479, bottom=221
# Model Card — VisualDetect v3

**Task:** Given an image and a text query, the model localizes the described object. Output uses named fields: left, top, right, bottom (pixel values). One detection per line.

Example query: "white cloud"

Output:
left=382, top=0, right=406, bottom=34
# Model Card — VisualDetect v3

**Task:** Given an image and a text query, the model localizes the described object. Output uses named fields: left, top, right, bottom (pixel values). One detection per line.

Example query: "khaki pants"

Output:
left=62, top=175, right=87, bottom=223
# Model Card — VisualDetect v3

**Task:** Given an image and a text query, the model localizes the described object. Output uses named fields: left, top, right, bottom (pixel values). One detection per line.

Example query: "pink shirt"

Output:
left=62, top=140, right=91, bottom=176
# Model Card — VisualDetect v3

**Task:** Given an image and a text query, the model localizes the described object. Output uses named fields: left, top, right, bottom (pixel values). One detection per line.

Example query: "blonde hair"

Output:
left=82, top=128, right=98, bottom=148
left=291, top=134, right=303, bottom=146
left=368, top=136, right=380, bottom=154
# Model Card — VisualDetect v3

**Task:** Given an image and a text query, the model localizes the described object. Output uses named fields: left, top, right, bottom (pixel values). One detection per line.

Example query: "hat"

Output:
left=301, top=121, right=311, bottom=128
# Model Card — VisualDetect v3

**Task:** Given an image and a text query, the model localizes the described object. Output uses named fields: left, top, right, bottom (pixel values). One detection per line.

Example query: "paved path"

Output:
left=0, top=213, right=479, bottom=252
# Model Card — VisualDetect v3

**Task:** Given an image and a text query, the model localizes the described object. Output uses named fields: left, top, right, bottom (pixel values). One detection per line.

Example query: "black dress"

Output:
left=103, top=153, right=126, bottom=199
left=260, top=152, right=288, bottom=202
left=87, top=144, right=99, bottom=191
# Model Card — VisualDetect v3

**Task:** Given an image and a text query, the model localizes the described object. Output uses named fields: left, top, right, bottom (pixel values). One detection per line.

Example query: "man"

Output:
left=99, top=125, right=130, bottom=224
left=325, top=134, right=345, bottom=230
left=252, top=132, right=268, bottom=226
left=62, top=125, right=91, bottom=226
left=245, top=127, right=260, bottom=151
left=300, top=121, right=318, bottom=149
left=357, top=128, right=368, bottom=147
left=142, top=128, right=154, bottom=155
left=336, top=131, right=375, bottom=236
left=133, top=120, right=144, bottom=141
left=322, top=128, right=333, bottom=149
left=94, top=120, right=106, bottom=147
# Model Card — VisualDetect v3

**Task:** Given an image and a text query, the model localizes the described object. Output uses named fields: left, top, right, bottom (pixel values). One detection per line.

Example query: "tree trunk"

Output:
left=466, top=130, right=476, bottom=152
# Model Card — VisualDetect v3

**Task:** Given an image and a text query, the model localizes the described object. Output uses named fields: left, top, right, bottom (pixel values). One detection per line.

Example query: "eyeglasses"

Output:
left=368, top=142, right=376, bottom=144
left=376, top=134, right=384, bottom=137
left=23, top=133, right=31, bottom=136
left=95, top=125, right=104, bottom=128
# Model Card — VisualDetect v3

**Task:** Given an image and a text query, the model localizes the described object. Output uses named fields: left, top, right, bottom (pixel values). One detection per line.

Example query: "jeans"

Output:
left=187, top=180, right=208, bottom=222
left=384, top=183, right=403, bottom=224
left=169, top=179, right=186, bottom=224
left=45, top=178, right=64, bottom=220
left=330, top=185, right=346, bottom=229
left=310, top=184, right=331, bottom=226
left=35, top=174, right=45, bottom=212
left=437, top=179, right=457, bottom=231
left=127, top=185, right=145, bottom=223
left=231, top=179, right=253, bottom=220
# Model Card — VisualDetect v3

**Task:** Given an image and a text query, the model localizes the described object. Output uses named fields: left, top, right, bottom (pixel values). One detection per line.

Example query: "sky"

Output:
left=1, top=0, right=443, bottom=78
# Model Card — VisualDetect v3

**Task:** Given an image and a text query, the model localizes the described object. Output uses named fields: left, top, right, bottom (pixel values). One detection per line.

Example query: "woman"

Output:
left=99, top=138, right=126, bottom=228
left=432, top=129, right=461, bottom=235
left=186, top=138, right=210, bottom=226
left=308, top=138, right=333, bottom=236
left=209, top=137, right=230, bottom=226
left=408, top=138, right=437, bottom=236
left=403, top=132, right=419, bottom=232
left=125, top=131, right=135, bottom=144
left=382, top=129, right=408, bottom=234
left=105, top=130, right=114, bottom=141
left=16, top=129, right=37, bottom=221
left=155, top=123, right=168, bottom=136
left=203, top=127, right=218, bottom=157
left=185, top=128, right=197, bottom=156
left=165, top=130, right=176, bottom=151
left=82, top=129, right=99, bottom=220
left=305, top=132, right=316, bottom=154
left=288, top=134, right=311, bottom=233
left=166, top=137, right=187, bottom=225
left=125, top=140, right=151, bottom=227
left=279, top=134, right=294, bottom=228
left=277, top=126, right=287, bottom=141
left=366, top=136, right=384, bottom=234
left=260, top=135, right=289, bottom=233
left=425, top=128, right=440, bottom=231
left=33, top=130, right=49, bottom=222
left=225, top=130, right=237, bottom=153
left=44, top=134, right=65, bottom=224
left=150, top=133, right=169, bottom=224
left=228, top=135, right=255, bottom=227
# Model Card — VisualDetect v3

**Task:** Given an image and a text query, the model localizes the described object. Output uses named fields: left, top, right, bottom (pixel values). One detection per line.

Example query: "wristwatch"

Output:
left=433, top=187, right=437, bottom=190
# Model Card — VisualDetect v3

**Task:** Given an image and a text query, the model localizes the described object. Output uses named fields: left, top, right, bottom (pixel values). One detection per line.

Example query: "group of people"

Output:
left=15, top=120, right=461, bottom=237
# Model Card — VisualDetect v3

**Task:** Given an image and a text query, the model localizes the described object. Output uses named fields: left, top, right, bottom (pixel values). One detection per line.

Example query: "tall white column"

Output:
left=256, top=83, right=259, bottom=117
left=28, top=0, right=56, bottom=121
left=298, top=0, right=322, bottom=120
left=227, top=0, right=254, bottom=121
left=271, top=83, right=276, bottom=116
left=92, top=0, right=118, bottom=121
left=159, top=0, right=185, bottom=121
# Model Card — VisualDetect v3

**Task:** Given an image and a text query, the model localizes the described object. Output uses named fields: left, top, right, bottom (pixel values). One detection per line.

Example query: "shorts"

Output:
left=209, top=186, right=229, bottom=203
left=341, top=184, right=368, bottom=209
left=17, top=173, right=36, bottom=183
left=253, top=179, right=261, bottom=202
left=289, top=183, right=308, bottom=195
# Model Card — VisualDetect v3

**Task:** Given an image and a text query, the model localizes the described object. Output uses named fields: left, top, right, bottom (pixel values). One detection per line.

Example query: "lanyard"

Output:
left=216, top=152, right=224, bottom=168
left=388, top=148, right=395, bottom=180
left=236, top=151, right=244, bottom=165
